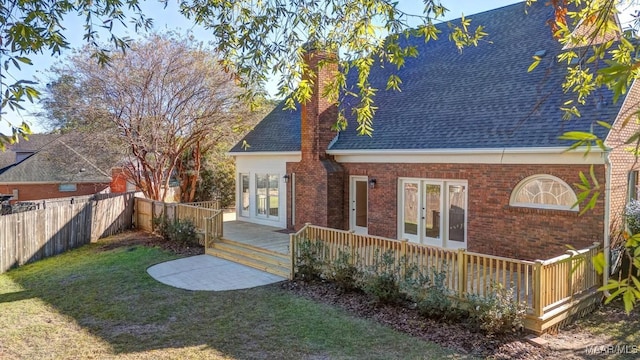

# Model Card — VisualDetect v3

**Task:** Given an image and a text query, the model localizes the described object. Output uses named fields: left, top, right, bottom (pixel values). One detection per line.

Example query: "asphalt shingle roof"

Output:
left=0, top=133, right=118, bottom=183
left=231, top=1, right=623, bottom=153
left=229, top=99, right=301, bottom=152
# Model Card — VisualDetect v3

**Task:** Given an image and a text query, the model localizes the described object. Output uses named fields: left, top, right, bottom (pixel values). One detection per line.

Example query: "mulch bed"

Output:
left=97, top=230, right=204, bottom=257
left=280, top=280, right=553, bottom=359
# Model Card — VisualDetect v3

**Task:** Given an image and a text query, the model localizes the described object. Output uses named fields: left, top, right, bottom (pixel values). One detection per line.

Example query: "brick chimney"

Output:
left=300, top=47, right=339, bottom=160
left=287, top=46, right=345, bottom=230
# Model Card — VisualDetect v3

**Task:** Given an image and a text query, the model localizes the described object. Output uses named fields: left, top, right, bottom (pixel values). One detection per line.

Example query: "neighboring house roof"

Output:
left=231, top=1, right=623, bottom=153
left=0, top=134, right=61, bottom=169
left=0, top=133, right=116, bottom=183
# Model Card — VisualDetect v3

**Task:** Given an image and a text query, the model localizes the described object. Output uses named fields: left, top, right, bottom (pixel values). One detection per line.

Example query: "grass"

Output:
left=0, top=237, right=467, bottom=359
left=571, top=299, right=640, bottom=359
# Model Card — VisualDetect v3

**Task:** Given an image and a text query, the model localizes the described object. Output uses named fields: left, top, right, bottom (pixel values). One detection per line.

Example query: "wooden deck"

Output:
left=222, top=220, right=291, bottom=255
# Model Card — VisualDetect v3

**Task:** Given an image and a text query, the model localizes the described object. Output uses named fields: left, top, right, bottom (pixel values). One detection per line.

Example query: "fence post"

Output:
left=534, top=260, right=544, bottom=318
left=457, top=248, right=466, bottom=299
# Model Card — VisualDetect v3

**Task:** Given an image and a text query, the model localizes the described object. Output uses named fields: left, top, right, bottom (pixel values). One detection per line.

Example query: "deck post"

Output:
left=349, top=230, right=356, bottom=265
left=400, top=239, right=408, bottom=278
left=457, top=248, right=466, bottom=299
left=204, top=217, right=209, bottom=249
left=289, top=233, right=296, bottom=280
left=534, top=260, right=544, bottom=318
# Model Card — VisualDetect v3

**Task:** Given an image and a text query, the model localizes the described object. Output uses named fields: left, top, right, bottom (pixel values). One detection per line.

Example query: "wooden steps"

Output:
left=206, top=238, right=291, bottom=278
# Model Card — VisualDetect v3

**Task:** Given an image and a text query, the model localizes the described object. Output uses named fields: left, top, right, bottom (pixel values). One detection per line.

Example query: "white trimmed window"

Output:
left=510, top=175, right=577, bottom=211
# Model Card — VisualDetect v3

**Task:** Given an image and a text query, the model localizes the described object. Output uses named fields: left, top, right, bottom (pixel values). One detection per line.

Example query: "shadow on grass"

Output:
left=0, top=290, right=35, bottom=304
left=1, top=241, right=461, bottom=359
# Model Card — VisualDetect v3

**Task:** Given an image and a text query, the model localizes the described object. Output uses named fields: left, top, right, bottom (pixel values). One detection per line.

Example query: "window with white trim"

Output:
left=510, top=175, right=577, bottom=211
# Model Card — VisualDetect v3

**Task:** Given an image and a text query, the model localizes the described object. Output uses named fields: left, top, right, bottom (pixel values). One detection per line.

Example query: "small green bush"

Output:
left=328, top=249, right=361, bottom=293
left=468, top=283, right=527, bottom=335
left=295, top=238, right=326, bottom=281
left=362, top=250, right=403, bottom=304
left=155, top=217, right=198, bottom=246
left=414, top=266, right=468, bottom=321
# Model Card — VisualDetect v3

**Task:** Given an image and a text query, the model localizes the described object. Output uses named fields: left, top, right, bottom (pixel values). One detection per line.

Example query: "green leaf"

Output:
left=592, top=252, right=605, bottom=274
left=623, top=289, right=636, bottom=314
left=528, top=57, right=541, bottom=72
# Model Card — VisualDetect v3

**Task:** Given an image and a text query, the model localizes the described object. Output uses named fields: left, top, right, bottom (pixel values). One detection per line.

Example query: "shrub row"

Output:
left=294, top=238, right=526, bottom=335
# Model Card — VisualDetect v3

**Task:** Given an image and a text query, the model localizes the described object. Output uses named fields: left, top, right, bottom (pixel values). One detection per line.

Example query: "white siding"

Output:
left=234, top=153, right=301, bottom=228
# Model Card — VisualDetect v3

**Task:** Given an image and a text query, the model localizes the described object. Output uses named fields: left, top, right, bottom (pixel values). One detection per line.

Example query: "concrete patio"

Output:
left=147, top=255, right=286, bottom=291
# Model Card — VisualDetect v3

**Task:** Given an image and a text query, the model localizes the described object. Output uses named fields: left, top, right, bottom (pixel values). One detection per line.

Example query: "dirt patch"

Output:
left=280, top=280, right=635, bottom=359
left=96, top=230, right=204, bottom=257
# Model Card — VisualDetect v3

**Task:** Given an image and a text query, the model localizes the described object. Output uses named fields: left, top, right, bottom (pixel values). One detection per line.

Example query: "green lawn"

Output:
left=0, top=237, right=466, bottom=359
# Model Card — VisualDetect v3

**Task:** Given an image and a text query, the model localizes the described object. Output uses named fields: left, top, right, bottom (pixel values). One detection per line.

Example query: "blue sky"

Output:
left=0, top=0, right=634, bottom=135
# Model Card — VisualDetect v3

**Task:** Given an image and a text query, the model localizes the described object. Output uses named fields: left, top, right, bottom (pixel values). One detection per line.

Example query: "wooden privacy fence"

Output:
left=0, top=192, right=136, bottom=273
left=290, top=223, right=602, bottom=334
left=135, top=198, right=222, bottom=246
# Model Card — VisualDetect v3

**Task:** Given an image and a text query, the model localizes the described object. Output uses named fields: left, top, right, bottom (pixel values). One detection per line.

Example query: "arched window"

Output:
left=510, top=175, right=578, bottom=211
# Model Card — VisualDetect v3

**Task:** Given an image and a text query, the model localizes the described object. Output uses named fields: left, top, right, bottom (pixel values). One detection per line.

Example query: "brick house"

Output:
left=229, top=1, right=640, bottom=261
left=0, top=133, right=124, bottom=202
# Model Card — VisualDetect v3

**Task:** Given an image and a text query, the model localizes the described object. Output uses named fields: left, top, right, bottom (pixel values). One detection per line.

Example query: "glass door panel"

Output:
left=423, top=183, right=442, bottom=246
left=268, top=174, right=279, bottom=218
left=402, top=181, right=419, bottom=243
left=240, top=174, right=250, bottom=217
left=355, top=180, right=367, bottom=228
left=256, top=174, right=268, bottom=216
left=447, top=184, right=466, bottom=246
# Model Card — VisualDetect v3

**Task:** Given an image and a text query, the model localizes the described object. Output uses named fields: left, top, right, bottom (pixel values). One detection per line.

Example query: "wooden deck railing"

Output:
left=135, top=198, right=222, bottom=246
left=204, top=210, right=224, bottom=250
left=290, top=223, right=602, bottom=334
left=182, top=200, right=221, bottom=210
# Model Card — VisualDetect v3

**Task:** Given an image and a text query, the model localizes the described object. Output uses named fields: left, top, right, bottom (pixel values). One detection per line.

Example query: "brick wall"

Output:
left=605, top=80, right=640, bottom=244
left=289, top=47, right=345, bottom=229
left=0, top=183, right=110, bottom=202
left=340, top=163, right=605, bottom=261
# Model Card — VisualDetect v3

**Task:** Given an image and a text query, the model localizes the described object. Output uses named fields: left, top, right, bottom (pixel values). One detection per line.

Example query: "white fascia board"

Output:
left=228, top=151, right=302, bottom=157
left=327, top=147, right=607, bottom=165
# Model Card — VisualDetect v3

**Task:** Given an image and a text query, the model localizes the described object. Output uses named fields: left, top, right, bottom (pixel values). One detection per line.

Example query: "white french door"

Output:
left=240, top=174, right=250, bottom=217
left=400, top=179, right=467, bottom=249
left=350, top=176, right=368, bottom=234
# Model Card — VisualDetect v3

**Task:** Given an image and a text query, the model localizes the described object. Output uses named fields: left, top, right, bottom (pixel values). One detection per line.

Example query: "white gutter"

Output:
left=228, top=151, right=302, bottom=156
left=603, top=149, right=612, bottom=295
left=326, top=146, right=605, bottom=156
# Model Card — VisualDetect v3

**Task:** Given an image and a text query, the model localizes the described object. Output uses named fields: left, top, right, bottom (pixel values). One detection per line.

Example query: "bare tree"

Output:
left=44, top=33, right=251, bottom=201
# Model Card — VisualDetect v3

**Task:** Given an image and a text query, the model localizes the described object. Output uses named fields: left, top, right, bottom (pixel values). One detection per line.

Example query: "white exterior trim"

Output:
left=349, top=176, right=369, bottom=235
left=397, top=177, right=468, bottom=250
left=327, top=147, right=606, bottom=165
left=234, top=153, right=301, bottom=228
left=509, top=174, right=579, bottom=212
left=230, top=151, right=301, bottom=157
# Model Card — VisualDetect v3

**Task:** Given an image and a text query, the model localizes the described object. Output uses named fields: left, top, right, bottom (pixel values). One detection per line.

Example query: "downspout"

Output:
left=603, top=150, right=612, bottom=295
